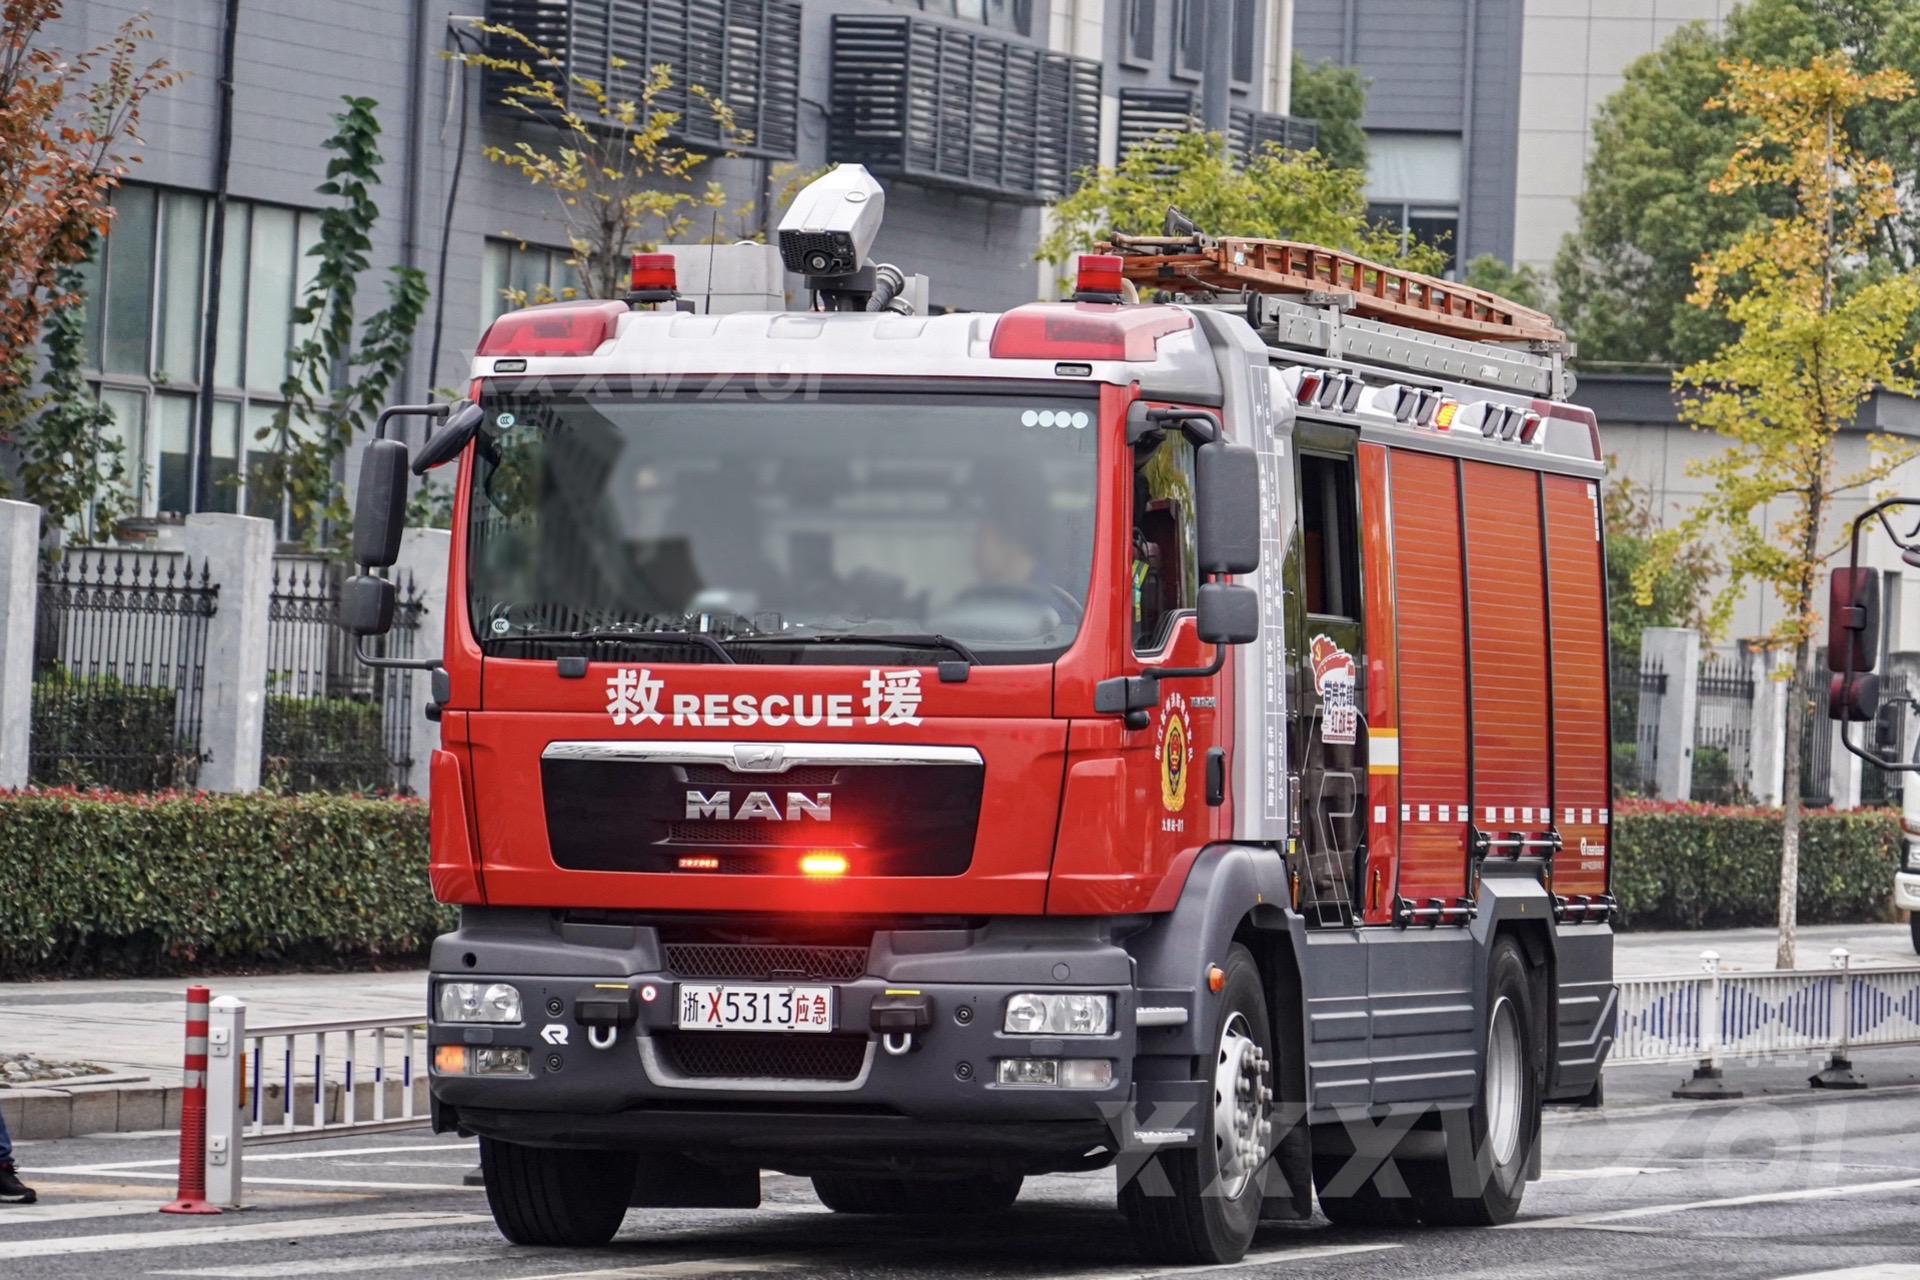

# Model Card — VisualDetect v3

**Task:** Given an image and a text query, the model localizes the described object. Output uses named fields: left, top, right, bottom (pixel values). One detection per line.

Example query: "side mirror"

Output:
left=412, top=400, right=485, bottom=476
left=1827, top=568, right=1879, bottom=673
left=353, top=438, right=409, bottom=568
left=340, top=573, right=396, bottom=638
left=1196, top=582, right=1258, bottom=645
left=1829, top=671, right=1881, bottom=722
left=1196, top=441, right=1261, bottom=575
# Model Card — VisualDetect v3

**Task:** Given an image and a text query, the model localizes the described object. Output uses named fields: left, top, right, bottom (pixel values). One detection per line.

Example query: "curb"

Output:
left=0, top=1082, right=184, bottom=1140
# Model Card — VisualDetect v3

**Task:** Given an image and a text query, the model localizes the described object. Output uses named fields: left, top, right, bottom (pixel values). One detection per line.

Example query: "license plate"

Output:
left=675, top=983, right=836, bottom=1033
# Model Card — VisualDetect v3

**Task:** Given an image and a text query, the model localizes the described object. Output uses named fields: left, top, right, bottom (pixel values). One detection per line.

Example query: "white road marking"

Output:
left=501, top=1261, right=818, bottom=1280
left=1536, top=1165, right=1675, bottom=1182
left=150, top=1247, right=510, bottom=1277
left=0, top=1211, right=488, bottom=1260
left=1770, top=1268, right=1920, bottom=1280
left=1037, top=1242, right=1403, bottom=1280
left=0, top=1199, right=164, bottom=1226
left=335, top=1160, right=477, bottom=1170
left=44, top=1143, right=475, bottom=1175
left=1504, top=1174, right=1920, bottom=1230
left=15, top=1167, right=481, bottom=1193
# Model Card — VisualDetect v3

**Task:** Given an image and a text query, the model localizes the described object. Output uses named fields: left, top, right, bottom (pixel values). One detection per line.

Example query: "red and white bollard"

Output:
left=161, top=985, right=222, bottom=1215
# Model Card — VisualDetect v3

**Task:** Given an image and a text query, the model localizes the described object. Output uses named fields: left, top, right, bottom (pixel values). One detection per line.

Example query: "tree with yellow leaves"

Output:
left=1643, top=53, right=1920, bottom=969
left=454, top=22, right=748, bottom=303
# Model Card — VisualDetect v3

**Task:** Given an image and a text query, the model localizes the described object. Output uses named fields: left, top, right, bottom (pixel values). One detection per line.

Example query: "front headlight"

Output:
left=1004, top=993, right=1111, bottom=1035
left=1906, top=844, right=1920, bottom=872
left=437, top=982, right=522, bottom=1024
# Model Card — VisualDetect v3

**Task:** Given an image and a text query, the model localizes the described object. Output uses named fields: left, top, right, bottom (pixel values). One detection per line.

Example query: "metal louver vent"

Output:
left=1117, top=88, right=1318, bottom=164
left=829, top=15, right=1100, bottom=204
left=480, top=0, right=801, bottom=160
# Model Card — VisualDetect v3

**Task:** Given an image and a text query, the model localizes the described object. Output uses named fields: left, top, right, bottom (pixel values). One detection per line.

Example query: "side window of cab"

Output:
left=1132, top=432, right=1199, bottom=651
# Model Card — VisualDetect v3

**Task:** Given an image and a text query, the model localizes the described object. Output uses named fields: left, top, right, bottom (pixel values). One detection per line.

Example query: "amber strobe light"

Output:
left=799, top=852, right=849, bottom=877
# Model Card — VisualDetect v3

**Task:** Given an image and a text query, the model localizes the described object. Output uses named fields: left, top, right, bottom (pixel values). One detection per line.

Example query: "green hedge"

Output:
left=1613, top=801, right=1900, bottom=930
left=0, top=790, right=448, bottom=978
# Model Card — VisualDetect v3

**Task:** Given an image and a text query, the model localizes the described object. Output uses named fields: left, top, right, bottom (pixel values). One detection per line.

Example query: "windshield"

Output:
left=466, top=387, right=1100, bottom=664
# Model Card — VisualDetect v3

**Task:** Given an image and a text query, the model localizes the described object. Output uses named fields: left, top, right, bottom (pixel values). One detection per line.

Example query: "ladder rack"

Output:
left=1104, top=233, right=1565, bottom=347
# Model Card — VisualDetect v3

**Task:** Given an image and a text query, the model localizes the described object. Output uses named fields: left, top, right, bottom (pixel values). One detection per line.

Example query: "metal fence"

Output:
left=1861, top=674, right=1911, bottom=809
left=29, top=548, right=217, bottom=791
left=1798, top=676, right=1834, bottom=807
left=1610, top=652, right=1665, bottom=796
left=1613, top=949, right=1920, bottom=1072
left=1693, top=653, right=1755, bottom=805
left=260, top=559, right=423, bottom=794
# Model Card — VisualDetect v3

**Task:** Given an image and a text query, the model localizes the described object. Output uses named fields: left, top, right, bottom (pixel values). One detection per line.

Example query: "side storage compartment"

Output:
left=1540, top=475, right=1611, bottom=901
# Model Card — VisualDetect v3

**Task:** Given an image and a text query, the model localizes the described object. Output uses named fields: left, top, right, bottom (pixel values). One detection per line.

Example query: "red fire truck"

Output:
left=344, top=168, right=1615, bottom=1265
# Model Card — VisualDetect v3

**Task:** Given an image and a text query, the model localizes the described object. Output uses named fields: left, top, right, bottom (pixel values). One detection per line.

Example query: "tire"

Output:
left=811, top=1173, right=1022, bottom=1214
left=1407, top=938, right=1540, bottom=1226
left=480, top=1137, right=636, bottom=1246
left=1120, top=943, right=1274, bottom=1264
left=1311, top=1152, right=1421, bottom=1228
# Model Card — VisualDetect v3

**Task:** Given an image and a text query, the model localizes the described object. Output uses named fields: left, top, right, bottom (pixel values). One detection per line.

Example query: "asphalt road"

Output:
left=4, top=1053, right=1918, bottom=1280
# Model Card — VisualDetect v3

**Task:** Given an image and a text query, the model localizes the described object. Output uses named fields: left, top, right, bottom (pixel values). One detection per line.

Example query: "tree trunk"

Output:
left=1777, top=640, right=1810, bottom=971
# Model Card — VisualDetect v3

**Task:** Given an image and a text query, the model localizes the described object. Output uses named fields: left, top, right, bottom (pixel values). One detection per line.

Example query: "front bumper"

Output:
left=1895, top=870, right=1920, bottom=912
left=425, top=909, right=1206, bottom=1173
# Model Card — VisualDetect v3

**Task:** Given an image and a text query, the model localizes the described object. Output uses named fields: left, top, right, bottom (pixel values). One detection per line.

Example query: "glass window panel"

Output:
left=506, top=243, right=544, bottom=304
left=77, top=239, right=105, bottom=371
left=214, top=204, right=249, bottom=388
left=246, top=205, right=297, bottom=393
left=156, top=393, right=196, bottom=515
left=291, top=210, right=323, bottom=356
left=1365, top=132, right=1464, bottom=205
left=98, top=387, right=147, bottom=517
left=207, top=399, right=241, bottom=513
left=156, top=193, right=206, bottom=383
left=103, top=186, right=156, bottom=375
left=1127, top=0, right=1155, bottom=62
left=1232, top=0, right=1255, bottom=82
left=481, top=238, right=511, bottom=329
left=244, top=401, right=282, bottom=522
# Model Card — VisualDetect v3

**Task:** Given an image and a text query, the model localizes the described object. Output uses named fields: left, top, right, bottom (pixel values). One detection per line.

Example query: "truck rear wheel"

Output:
left=1407, top=938, right=1539, bottom=1226
left=811, top=1173, right=1022, bottom=1214
left=480, top=1137, right=636, bottom=1246
left=1120, top=943, right=1273, bottom=1264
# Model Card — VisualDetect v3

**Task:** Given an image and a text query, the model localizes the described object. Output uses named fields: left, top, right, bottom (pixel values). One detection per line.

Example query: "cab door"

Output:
left=1292, top=421, right=1367, bottom=926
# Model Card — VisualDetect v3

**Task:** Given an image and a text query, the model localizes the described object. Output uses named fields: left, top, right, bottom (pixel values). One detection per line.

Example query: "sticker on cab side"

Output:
left=1309, top=634, right=1358, bottom=746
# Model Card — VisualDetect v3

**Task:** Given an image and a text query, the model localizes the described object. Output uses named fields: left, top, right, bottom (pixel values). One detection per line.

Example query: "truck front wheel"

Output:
left=811, top=1173, right=1022, bottom=1214
left=1407, top=938, right=1539, bottom=1225
left=1120, top=942, right=1273, bottom=1264
left=480, top=1137, right=636, bottom=1246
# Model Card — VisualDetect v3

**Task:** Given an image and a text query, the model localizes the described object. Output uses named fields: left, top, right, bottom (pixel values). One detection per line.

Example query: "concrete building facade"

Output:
left=25, top=0, right=1307, bottom=535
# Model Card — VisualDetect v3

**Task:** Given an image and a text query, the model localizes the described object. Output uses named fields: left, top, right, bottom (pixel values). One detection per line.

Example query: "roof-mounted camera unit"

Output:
left=777, top=163, right=902, bottom=313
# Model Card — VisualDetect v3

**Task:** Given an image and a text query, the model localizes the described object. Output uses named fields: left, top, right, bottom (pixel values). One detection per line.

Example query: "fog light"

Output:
left=438, top=982, right=522, bottom=1024
left=1003, top=993, right=1111, bottom=1035
left=996, top=1057, right=1113, bottom=1088
left=473, top=1047, right=531, bottom=1077
left=997, top=1057, right=1058, bottom=1087
left=433, top=1045, right=468, bottom=1075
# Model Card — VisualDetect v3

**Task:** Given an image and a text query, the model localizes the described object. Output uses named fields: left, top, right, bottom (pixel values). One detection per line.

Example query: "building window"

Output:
left=1364, top=132, right=1464, bottom=274
left=77, top=183, right=321, bottom=533
left=480, top=239, right=579, bottom=331
left=1173, top=0, right=1205, bottom=78
left=1231, top=0, right=1256, bottom=85
left=1123, top=0, right=1155, bottom=66
left=887, top=0, right=1034, bottom=35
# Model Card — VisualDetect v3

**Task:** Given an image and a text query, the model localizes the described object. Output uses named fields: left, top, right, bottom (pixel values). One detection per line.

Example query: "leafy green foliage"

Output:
left=261, top=694, right=388, bottom=795
left=0, top=790, right=444, bottom=978
left=1603, top=469, right=1716, bottom=663
left=1613, top=800, right=1897, bottom=929
left=29, top=671, right=183, bottom=791
left=1289, top=54, right=1369, bottom=172
left=252, top=96, right=430, bottom=546
left=1462, top=254, right=1545, bottom=312
left=1040, top=130, right=1447, bottom=276
left=17, top=259, right=129, bottom=539
left=1556, top=0, right=1920, bottom=367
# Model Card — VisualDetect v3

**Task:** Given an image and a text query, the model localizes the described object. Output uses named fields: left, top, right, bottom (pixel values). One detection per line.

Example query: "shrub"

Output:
left=261, top=694, right=390, bottom=793
left=29, top=671, right=190, bottom=791
left=0, top=789, right=447, bottom=978
left=1613, top=799, right=1898, bottom=930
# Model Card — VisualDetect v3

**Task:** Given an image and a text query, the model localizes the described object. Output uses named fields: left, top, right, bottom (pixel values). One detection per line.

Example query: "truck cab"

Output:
left=343, top=169, right=1615, bottom=1266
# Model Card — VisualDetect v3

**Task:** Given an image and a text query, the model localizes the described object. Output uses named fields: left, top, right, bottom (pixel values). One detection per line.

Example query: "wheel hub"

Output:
left=1211, top=1012, right=1273, bottom=1198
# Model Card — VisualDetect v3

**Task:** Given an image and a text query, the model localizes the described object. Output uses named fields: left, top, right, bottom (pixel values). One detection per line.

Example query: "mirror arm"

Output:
left=375, top=401, right=453, bottom=442
left=1145, top=407, right=1221, bottom=446
left=354, top=636, right=442, bottom=672
left=1150, top=643, right=1226, bottom=684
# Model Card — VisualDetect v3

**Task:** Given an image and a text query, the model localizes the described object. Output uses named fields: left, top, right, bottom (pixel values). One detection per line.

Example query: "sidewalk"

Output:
left=1, top=922, right=1911, bottom=1140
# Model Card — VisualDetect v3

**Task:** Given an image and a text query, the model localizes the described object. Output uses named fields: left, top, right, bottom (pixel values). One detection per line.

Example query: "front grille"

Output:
left=669, top=820, right=844, bottom=847
left=656, top=1032, right=868, bottom=1081
left=664, top=942, right=869, bottom=981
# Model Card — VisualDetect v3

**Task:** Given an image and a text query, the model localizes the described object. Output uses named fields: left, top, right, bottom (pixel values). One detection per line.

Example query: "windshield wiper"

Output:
left=723, top=631, right=979, bottom=665
left=496, top=628, right=737, bottom=663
